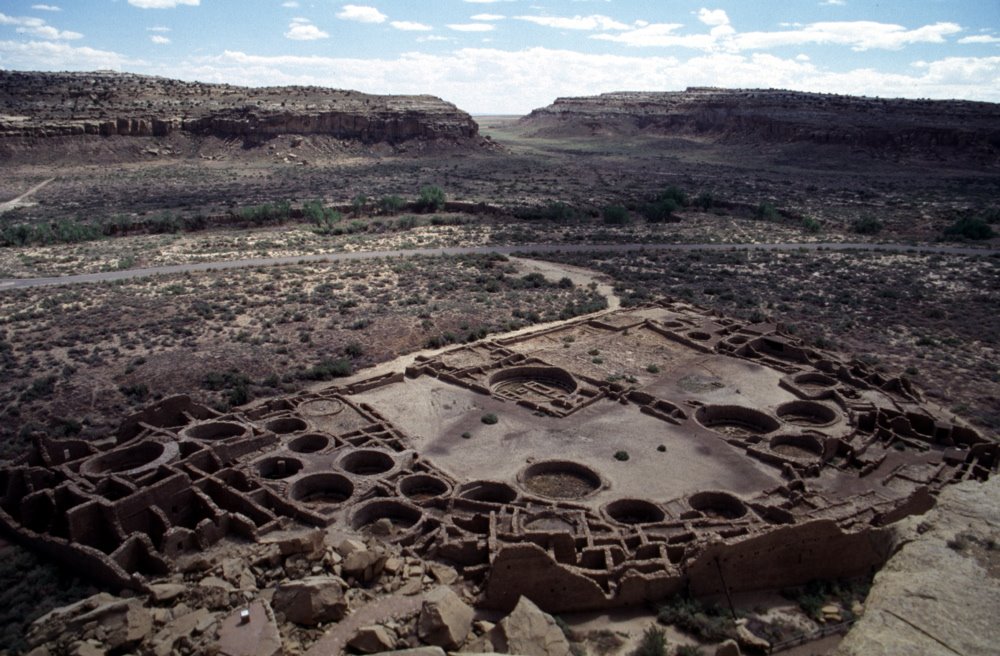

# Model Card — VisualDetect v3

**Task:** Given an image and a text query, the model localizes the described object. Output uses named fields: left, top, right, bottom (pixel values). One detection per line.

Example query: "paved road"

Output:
left=0, top=241, right=994, bottom=291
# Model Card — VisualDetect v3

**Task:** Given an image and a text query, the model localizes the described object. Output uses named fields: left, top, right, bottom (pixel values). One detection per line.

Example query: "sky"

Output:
left=0, top=1, right=998, bottom=114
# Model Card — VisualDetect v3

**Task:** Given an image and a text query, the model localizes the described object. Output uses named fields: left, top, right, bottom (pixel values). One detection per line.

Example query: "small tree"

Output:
left=415, top=185, right=446, bottom=213
left=603, top=205, right=630, bottom=225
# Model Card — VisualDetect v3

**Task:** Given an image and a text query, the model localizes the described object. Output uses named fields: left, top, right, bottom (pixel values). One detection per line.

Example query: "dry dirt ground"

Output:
left=0, top=117, right=997, bottom=654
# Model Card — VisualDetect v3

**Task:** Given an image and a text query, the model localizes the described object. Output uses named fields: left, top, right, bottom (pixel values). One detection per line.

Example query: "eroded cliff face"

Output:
left=0, top=71, right=479, bottom=145
left=521, top=88, right=1000, bottom=162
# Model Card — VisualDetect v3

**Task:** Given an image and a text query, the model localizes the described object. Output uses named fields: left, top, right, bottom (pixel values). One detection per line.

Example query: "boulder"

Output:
left=148, top=583, right=187, bottom=603
left=715, top=639, right=741, bottom=656
left=215, top=600, right=282, bottom=656
left=151, top=608, right=215, bottom=656
left=343, top=547, right=388, bottom=584
left=260, top=528, right=324, bottom=556
left=417, top=586, right=474, bottom=649
left=734, top=619, right=770, bottom=652
left=370, top=649, right=445, bottom=656
left=348, top=625, right=397, bottom=653
left=27, top=593, right=151, bottom=652
left=493, top=596, right=571, bottom=656
left=272, top=576, right=347, bottom=626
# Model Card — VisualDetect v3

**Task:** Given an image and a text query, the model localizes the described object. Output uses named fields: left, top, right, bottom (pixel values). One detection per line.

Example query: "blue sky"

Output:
left=1, top=1, right=998, bottom=113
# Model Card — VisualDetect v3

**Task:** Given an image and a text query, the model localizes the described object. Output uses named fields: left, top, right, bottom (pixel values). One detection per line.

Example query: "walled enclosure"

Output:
left=0, top=301, right=995, bottom=613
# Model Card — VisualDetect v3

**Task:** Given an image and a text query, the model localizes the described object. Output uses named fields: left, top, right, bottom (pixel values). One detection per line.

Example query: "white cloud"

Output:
left=959, top=35, right=1000, bottom=44
left=596, top=18, right=963, bottom=53
left=391, top=21, right=432, bottom=32
left=821, top=1, right=846, bottom=5
left=147, top=26, right=171, bottom=32
left=448, top=23, right=494, bottom=32
left=0, top=12, right=81, bottom=39
left=336, top=4, right=387, bottom=24
left=284, top=18, right=328, bottom=40
left=515, top=14, right=630, bottom=31
left=30, top=4, right=61, bottom=11
left=462, top=0, right=515, bottom=3
left=127, top=0, right=199, bottom=8
left=417, top=35, right=450, bottom=42
left=471, top=14, right=505, bottom=21
left=149, top=47, right=1000, bottom=115
left=281, top=1, right=299, bottom=7
left=150, top=34, right=170, bottom=44
left=697, top=9, right=729, bottom=27
left=0, top=39, right=135, bottom=69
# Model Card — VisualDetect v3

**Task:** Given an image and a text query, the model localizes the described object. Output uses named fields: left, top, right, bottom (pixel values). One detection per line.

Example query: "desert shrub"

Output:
left=514, top=201, right=581, bottom=222
left=394, top=215, right=419, bottom=231
left=754, top=202, right=780, bottom=221
left=630, top=625, right=668, bottom=656
left=641, top=197, right=680, bottom=223
left=21, top=375, right=56, bottom=403
left=119, top=383, right=149, bottom=403
left=300, top=358, right=353, bottom=380
left=238, top=201, right=291, bottom=225
left=676, top=646, right=703, bottom=656
left=415, top=185, right=446, bottom=213
left=303, top=199, right=341, bottom=226
left=657, top=596, right=736, bottom=642
left=379, top=194, right=406, bottom=215
left=802, top=216, right=821, bottom=233
left=602, top=205, right=630, bottom=225
left=694, top=191, right=715, bottom=210
left=481, top=413, right=499, bottom=425
left=202, top=369, right=252, bottom=407
left=852, top=215, right=883, bottom=235
left=614, top=450, right=629, bottom=461
left=351, top=194, right=368, bottom=216
left=343, top=342, right=364, bottom=358
left=943, top=216, right=995, bottom=240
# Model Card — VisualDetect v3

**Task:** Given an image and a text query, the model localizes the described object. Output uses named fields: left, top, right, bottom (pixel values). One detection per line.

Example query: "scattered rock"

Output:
left=493, top=596, right=571, bottom=656
left=151, top=608, right=215, bottom=656
left=417, top=586, right=474, bottom=649
left=261, top=529, right=324, bottom=556
left=272, top=576, right=347, bottom=626
left=348, top=624, right=397, bottom=653
left=343, top=547, right=388, bottom=584
left=734, top=619, right=770, bottom=651
left=715, top=639, right=741, bottom=656
left=215, top=600, right=282, bottom=656
left=27, top=593, right=151, bottom=653
left=149, top=583, right=187, bottom=604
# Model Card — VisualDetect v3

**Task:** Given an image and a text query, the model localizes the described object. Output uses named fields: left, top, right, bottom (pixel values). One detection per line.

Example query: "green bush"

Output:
left=943, top=216, right=995, bottom=240
left=300, top=358, right=353, bottom=380
left=754, top=202, right=780, bottom=221
left=614, top=450, right=630, bottom=461
left=514, top=201, right=581, bottom=222
left=415, top=185, right=446, bottom=213
left=238, top=201, right=291, bottom=225
left=630, top=625, right=668, bottom=656
left=481, top=412, right=499, bottom=425
left=657, top=596, right=736, bottom=642
left=641, top=197, right=680, bottom=223
left=379, top=194, right=406, bottom=215
left=852, top=215, right=883, bottom=235
left=694, top=191, right=715, bottom=210
left=602, top=205, right=630, bottom=225
left=802, top=216, right=821, bottom=233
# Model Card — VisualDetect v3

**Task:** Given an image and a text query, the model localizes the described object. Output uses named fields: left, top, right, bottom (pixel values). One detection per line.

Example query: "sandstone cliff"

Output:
left=520, top=88, right=1000, bottom=162
left=0, top=71, right=479, bottom=146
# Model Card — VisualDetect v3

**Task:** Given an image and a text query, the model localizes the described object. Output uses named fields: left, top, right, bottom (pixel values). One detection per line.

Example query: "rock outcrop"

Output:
left=417, top=586, right=475, bottom=649
left=272, top=576, right=348, bottom=626
left=0, top=71, right=479, bottom=146
left=492, top=596, right=572, bottom=656
left=834, top=476, right=1000, bottom=656
left=519, top=88, right=1000, bottom=162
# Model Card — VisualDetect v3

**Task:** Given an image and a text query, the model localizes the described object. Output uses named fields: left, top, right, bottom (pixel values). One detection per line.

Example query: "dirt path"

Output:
left=0, top=241, right=993, bottom=291
left=0, top=177, right=54, bottom=214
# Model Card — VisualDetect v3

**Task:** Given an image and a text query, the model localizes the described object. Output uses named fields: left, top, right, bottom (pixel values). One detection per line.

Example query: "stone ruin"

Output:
left=1, top=301, right=996, bottom=613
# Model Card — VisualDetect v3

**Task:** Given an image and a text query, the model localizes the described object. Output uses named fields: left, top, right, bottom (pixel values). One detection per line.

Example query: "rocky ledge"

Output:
left=520, top=88, right=1000, bottom=162
left=0, top=71, right=480, bottom=146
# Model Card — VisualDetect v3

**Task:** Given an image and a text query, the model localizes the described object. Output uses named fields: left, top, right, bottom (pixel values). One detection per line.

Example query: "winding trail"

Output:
left=0, top=241, right=993, bottom=291
left=0, top=177, right=55, bottom=215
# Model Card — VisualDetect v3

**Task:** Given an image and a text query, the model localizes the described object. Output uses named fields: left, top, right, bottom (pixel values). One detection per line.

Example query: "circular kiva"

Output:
left=769, top=433, right=824, bottom=459
left=457, top=480, right=519, bottom=505
left=350, top=499, right=423, bottom=531
left=695, top=405, right=781, bottom=438
left=602, top=498, right=666, bottom=525
left=80, top=440, right=178, bottom=477
left=287, top=433, right=330, bottom=453
left=264, top=416, right=308, bottom=435
left=776, top=400, right=839, bottom=427
left=489, top=366, right=578, bottom=395
left=688, top=491, right=748, bottom=519
left=296, top=398, right=345, bottom=417
left=339, top=449, right=396, bottom=476
left=687, top=330, right=712, bottom=341
left=256, top=456, right=304, bottom=480
left=397, top=474, right=451, bottom=501
left=519, top=460, right=602, bottom=499
left=289, top=473, right=354, bottom=505
left=180, top=421, right=249, bottom=442
left=792, top=372, right=838, bottom=392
